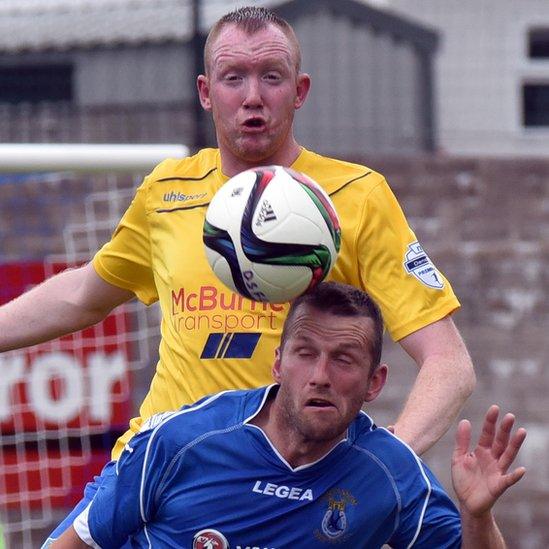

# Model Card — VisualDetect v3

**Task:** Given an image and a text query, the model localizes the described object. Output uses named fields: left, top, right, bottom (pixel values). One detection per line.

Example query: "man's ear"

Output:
left=294, top=73, right=311, bottom=110
left=197, top=74, right=212, bottom=111
left=272, top=347, right=282, bottom=382
left=364, top=364, right=388, bottom=403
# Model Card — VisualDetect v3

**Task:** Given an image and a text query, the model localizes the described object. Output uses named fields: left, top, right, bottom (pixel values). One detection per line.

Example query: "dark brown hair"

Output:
left=280, top=281, right=384, bottom=369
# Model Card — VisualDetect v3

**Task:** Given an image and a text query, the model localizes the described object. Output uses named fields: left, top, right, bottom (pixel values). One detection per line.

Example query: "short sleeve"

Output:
left=389, top=461, right=462, bottom=548
left=356, top=179, right=460, bottom=340
left=92, top=178, right=158, bottom=305
left=83, top=420, right=173, bottom=546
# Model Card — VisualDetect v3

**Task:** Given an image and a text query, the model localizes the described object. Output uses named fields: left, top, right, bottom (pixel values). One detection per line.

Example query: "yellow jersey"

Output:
left=93, top=148, right=459, bottom=458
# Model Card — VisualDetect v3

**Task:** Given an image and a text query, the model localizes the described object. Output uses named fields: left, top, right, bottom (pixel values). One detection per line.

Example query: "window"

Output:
left=528, top=28, right=549, bottom=58
left=523, top=84, right=549, bottom=126
left=0, top=65, right=73, bottom=104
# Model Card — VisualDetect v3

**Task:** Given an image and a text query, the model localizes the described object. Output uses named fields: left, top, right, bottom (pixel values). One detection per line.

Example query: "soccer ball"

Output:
left=203, top=166, right=341, bottom=303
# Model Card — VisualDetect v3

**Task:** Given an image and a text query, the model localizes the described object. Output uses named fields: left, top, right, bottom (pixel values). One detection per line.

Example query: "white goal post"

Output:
left=0, top=143, right=188, bottom=173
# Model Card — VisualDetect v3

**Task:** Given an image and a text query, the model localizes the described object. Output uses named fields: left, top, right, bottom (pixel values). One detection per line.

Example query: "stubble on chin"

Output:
left=278, top=390, right=346, bottom=444
left=236, top=135, right=276, bottom=164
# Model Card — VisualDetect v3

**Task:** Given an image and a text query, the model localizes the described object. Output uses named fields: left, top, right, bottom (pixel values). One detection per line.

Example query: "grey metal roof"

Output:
left=0, top=0, right=435, bottom=53
left=0, top=0, right=191, bottom=52
left=0, top=0, right=282, bottom=52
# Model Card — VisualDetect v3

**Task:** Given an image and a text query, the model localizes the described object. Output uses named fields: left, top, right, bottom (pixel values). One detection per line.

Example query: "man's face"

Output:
left=273, top=307, right=387, bottom=445
left=197, top=23, right=310, bottom=173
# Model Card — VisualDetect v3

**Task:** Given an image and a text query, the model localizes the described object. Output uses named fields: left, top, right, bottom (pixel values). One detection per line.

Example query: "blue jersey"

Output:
left=74, top=386, right=461, bottom=548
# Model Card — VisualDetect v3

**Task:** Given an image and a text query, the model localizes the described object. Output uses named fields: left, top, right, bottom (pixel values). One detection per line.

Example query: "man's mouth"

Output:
left=305, top=398, right=335, bottom=409
left=242, top=117, right=266, bottom=130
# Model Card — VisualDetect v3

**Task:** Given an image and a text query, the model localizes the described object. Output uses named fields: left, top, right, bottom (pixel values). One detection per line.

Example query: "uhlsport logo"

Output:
left=314, top=488, right=357, bottom=543
left=403, top=241, right=444, bottom=289
left=163, top=191, right=207, bottom=203
left=193, top=528, right=229, bottom=549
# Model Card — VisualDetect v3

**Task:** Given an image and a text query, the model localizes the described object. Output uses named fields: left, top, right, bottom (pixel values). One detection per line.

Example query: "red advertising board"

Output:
left=1, top=447, right=110, bottom=509
left=0, top=260, right=134, bottom=508
left=0, top=261, right=132, bottom=432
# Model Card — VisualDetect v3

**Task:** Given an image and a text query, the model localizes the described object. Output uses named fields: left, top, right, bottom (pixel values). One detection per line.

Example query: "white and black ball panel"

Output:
left=205, top=170, right=255, bottom=232
left=253, top=262, right=312, bottom=291
left=203, top=165, right=341, bottom=303
left=204, top=247, right=239, bottom=295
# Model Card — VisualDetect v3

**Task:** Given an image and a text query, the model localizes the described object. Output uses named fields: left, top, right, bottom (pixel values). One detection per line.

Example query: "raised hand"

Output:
left=451, top=405, right=526, bottom=517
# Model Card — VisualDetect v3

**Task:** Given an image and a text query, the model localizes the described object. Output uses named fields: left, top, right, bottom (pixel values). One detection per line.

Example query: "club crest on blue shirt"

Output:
left=315, top=488, right=357, bottom=542
left=193, top=528, right=229, bottom=549
left=403, top=241, right=444, bottom=289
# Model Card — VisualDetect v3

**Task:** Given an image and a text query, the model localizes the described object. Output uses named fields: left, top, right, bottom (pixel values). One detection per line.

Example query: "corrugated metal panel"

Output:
left=0, top=102, right=195, bottom=143
left=75, top=44, right=193, bottom=105
left=294, top=8, right=428, bottom=155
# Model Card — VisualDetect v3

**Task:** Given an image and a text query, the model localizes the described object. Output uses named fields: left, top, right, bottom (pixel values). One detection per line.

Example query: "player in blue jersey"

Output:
left=53, top=282, right=525, bottom=548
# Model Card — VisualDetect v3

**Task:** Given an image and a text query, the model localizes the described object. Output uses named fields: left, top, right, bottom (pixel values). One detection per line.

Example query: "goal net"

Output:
left=0, top=144, right=187, bottom=547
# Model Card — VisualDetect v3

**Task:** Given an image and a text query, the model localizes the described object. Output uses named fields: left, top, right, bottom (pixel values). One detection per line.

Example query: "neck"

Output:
left=219, top=138, right=302, bottom=177
left=251, top=392, right=346, bottom=468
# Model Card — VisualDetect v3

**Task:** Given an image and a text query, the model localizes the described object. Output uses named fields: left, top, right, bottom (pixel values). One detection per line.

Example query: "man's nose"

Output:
left=309, top=355, right=331, bottom=387
left=243, top=78, right=263, bottom=108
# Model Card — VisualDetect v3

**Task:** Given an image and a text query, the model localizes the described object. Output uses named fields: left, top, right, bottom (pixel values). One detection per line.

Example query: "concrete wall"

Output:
left=365, top=155, right=549, bottom=547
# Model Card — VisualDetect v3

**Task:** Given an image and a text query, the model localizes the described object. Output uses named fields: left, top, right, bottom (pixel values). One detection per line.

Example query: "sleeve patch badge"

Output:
left=403, top=241, right=444, bottom=290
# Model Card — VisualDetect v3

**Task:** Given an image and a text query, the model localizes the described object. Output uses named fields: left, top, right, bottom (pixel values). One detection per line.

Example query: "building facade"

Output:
left=384, top=0, right=549, bottom=157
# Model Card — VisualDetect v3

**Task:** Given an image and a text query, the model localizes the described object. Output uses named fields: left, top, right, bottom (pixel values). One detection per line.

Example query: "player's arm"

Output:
left=453, top=406, right=526, bottom=549
left=356, top=178, right=474, bottom=455
left=0, top=262, right=134, bottom=352
left=393, top=315, right=475, bottom=455
left=50, top=525, right=90, bottom=548
left=67, top=425, right=162, bottom=547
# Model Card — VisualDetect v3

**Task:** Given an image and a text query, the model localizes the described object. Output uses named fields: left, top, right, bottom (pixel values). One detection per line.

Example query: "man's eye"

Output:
left=264, top=73, right=281, bottom=81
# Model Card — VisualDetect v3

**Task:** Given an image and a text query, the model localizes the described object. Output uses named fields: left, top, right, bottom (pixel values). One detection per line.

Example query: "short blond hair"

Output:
left=204, top=6, right=302, bottom=75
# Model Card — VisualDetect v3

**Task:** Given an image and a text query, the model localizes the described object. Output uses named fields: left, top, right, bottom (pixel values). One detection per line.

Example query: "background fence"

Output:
left=0, top=169, right=161, bottom=547
left=0, top=103, right=197, bottom=144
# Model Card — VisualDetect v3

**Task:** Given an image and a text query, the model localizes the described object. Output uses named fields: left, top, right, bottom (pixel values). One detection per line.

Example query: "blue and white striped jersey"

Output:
left=75, top=385, right=461, bottom=548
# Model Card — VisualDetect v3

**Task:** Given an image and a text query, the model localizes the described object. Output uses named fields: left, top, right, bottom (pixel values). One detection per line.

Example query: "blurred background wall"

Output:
left=0, top=0, right=547, bottom=546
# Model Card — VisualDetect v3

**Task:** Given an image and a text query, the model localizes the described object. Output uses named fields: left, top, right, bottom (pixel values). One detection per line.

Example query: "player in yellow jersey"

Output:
left=0, top=7, right=475, bottom=545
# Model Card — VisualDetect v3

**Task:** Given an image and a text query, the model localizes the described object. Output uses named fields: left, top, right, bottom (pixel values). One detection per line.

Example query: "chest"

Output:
left=150, top=442, right=398, bottom=548
left=148, top=190, right=214, bottom=285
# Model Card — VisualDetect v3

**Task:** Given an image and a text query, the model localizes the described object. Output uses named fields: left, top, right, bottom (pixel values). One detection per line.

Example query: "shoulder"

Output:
left=351, top=418, right=429, bottom=487
left=136, top=388, right=260, bottom=450
left=295, top=148, right=387, bottom=196
left=144, top=148, right=220, bottom=185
